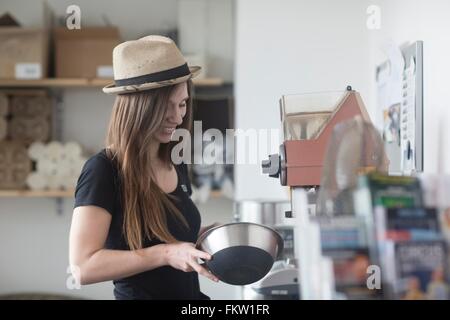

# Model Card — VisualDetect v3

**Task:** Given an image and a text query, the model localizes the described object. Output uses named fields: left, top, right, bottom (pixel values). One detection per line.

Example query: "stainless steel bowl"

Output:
left=196, top=222, right=284, bottom=285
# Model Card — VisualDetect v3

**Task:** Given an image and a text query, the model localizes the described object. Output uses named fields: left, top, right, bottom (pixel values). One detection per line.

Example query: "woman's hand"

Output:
left=164, top=242, right=219, bottom=282
left=198, top=223, right=221, bottom=237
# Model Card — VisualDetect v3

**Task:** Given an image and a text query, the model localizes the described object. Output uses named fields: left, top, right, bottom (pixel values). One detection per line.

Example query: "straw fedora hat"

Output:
left=103, top=35, right=201, bottom=94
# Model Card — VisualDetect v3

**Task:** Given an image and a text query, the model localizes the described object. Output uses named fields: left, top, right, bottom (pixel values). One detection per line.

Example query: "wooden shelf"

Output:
left=0, top=78, right=102, bottom=88
left=0, top=189, right=74, bottom=198
left=0, top=77, right=224, bottom=88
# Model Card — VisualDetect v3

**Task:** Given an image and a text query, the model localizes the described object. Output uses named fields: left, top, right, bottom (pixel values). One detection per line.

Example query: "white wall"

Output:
left=0, top=0, right=236, bottom=299
left=6, top=0, right=180, bottom=39
left=234, top=0, right=374, bottom=200
left=48, top=0, right=178, bottom=40
left=0, top=198, right=114, bottom=299
left=178, top=0, right=235, bottom=81
left=368, top=0, right=450, bottom=173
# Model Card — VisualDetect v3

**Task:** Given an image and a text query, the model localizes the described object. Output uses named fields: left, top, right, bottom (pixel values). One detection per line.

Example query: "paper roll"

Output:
left=64, top=142, right=82, bottom=160
left=0, top=167, right=20, bottom=189
left=10, top=96, right=51, bottom=118
left=45, top=141, right=64, bottom=162
left=10, top=97, right=27, bottom=116
left=9, top=117, right=50, bottom=143
left=12, top=145, right=31, bottom=169
left=37, top=158, right=58, bottom=176
left=28, top=142, right=47, bottom=161
left=0, top=168, right=7, bottom=183
left=0, top=141, right=32, bottom=189
left=0, top=117, right=7, bottom=140
left=26, top=172, right=48, bottom=190
left=58, top=149, right=68, bottom=162
left=57, top=160, right=72, bottom=176
left=26, top=140, right=87, bottom=190
left=0, top=94, right=8, bottom=117
left=31, top=96, right=52, bottom=117
left=0, top=143, right=7, bottom=167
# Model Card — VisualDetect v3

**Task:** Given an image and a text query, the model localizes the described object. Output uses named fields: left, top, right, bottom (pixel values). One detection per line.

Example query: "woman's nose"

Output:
left=167, top=105, right=183, bottom=125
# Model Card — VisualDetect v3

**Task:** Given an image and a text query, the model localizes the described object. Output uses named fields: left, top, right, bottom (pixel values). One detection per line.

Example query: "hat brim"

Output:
left=102, top=66, right=201, bottom=94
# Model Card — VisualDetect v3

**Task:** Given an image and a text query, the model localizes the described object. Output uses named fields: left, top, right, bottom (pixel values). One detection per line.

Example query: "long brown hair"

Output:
left=106, top=80, right=193, bottom=250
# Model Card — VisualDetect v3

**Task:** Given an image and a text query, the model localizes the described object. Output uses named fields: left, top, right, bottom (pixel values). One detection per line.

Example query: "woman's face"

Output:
left=154, top=82, right=188, bottom=144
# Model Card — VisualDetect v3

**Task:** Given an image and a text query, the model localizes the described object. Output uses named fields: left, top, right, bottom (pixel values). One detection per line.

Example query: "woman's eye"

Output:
left=179, top=102, right=187, bottom=108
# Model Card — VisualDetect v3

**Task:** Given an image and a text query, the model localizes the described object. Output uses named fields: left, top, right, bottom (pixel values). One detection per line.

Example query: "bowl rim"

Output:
left=195, top=221, right=284, bottom=258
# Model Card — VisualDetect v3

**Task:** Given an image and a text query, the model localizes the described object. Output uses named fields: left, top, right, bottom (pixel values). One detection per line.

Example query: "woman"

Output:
left=69, top=35, right=219, bottom=300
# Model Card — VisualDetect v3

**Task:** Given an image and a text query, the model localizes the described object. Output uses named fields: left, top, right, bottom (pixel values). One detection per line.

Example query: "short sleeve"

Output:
left=74, top=153, right=117, bottom=216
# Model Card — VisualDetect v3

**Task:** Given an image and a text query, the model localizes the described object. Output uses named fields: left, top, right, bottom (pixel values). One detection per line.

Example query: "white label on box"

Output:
left=15, top=63, right=42, bottom=79
left=97, top=66, right=114, bottom=78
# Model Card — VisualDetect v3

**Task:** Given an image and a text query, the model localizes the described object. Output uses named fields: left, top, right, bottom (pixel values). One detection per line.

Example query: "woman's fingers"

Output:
left=191, top=248, right=212, bottom=261
left=189, top=259, right=219, bottom=282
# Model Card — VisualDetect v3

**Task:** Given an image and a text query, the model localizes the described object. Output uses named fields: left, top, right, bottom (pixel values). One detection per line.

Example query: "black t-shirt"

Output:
left=74, top=149, right=209, bottom=300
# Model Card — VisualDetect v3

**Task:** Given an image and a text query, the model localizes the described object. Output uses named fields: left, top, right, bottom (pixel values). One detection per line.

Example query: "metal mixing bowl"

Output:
left=196, top=222, right=284, bottom=285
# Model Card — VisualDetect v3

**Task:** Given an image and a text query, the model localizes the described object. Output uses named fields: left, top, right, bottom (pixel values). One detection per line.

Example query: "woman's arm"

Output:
left=69, top=205, right=218, bottom=285
left=69, top=205, right=166, bottom=285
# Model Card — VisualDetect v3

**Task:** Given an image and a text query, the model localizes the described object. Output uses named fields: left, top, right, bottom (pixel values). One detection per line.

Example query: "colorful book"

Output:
left=380, top=240, right=449, bottom=300
left=375, top=207, right=442, bottom=242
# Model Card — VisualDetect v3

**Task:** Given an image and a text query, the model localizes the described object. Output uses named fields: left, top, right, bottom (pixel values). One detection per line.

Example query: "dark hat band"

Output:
left=115, top=63, right=190, bottom=87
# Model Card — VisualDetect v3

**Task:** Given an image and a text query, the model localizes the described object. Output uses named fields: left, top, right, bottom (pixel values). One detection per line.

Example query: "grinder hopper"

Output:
left=262, top=86, right=371, bottom=187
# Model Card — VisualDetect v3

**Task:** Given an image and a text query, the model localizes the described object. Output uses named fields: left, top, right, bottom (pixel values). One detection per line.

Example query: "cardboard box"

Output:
left=54, top=27, right=120, bottom=79
left=0, top=27, right=49, bottom=79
